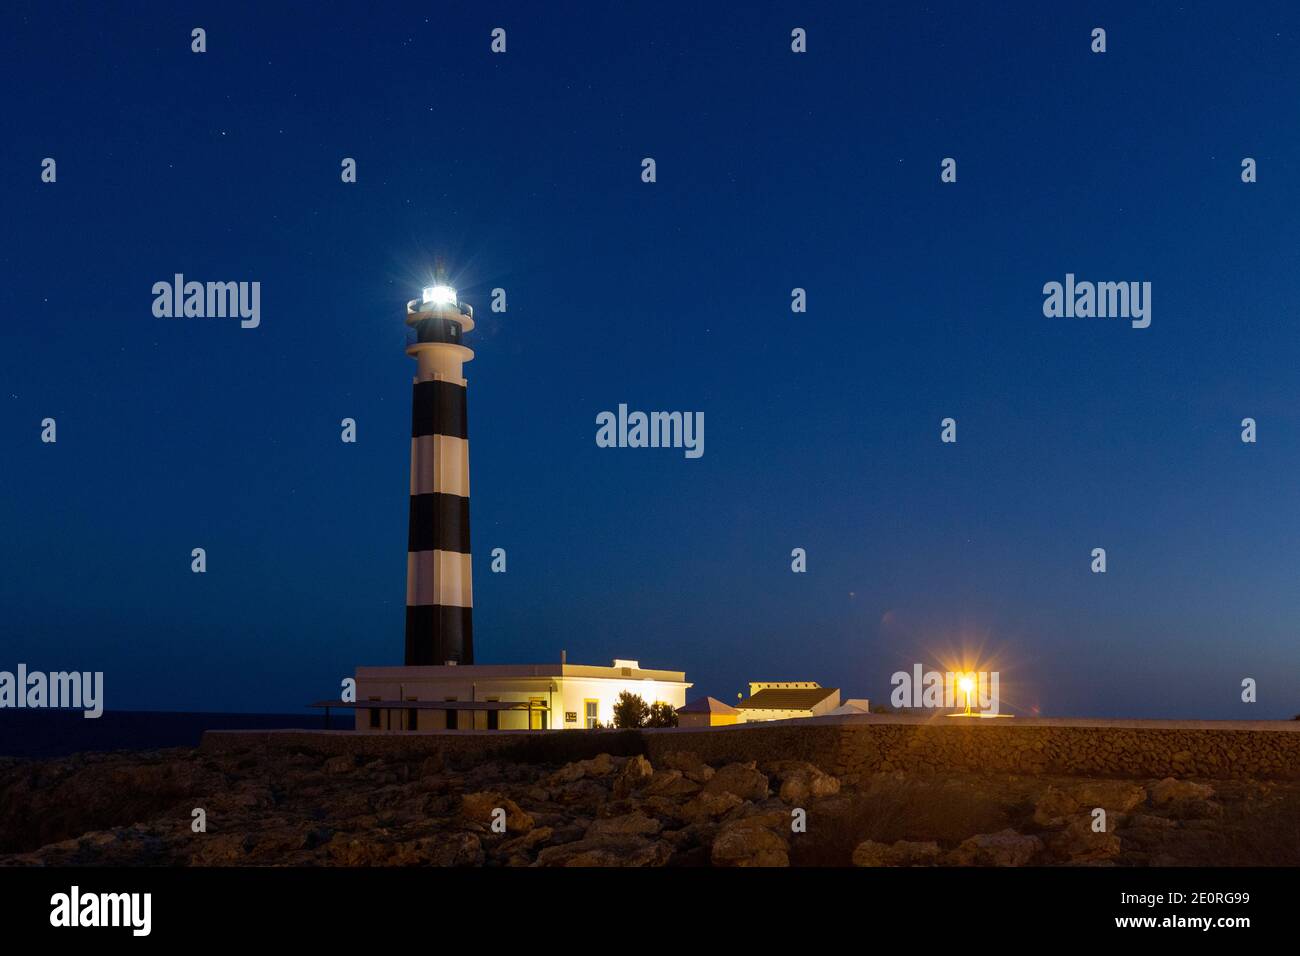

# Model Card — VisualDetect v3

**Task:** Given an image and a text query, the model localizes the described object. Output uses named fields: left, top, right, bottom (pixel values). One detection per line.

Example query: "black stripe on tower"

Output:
left=407, top=493, right=471, bottom=553
left=411, top=380, right=468, bottom=439
left=405, top=606, right=474, bottom=666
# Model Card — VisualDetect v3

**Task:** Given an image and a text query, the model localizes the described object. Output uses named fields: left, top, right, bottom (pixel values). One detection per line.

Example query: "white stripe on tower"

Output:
left=410, top=434, right=470, bottom=498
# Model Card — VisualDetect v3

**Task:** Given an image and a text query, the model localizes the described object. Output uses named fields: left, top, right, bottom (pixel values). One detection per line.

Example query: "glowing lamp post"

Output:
left=943, top=665, right=1011, bottom=719
left=959, top=675, right=975, bottom=717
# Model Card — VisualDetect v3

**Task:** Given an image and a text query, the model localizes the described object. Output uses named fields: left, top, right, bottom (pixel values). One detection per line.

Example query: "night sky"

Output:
left=4, top=2, right=1300, bottom=719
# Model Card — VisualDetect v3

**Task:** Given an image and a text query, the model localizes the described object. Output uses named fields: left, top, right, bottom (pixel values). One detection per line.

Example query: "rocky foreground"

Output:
left=1, top=745, right=1297, bottom=866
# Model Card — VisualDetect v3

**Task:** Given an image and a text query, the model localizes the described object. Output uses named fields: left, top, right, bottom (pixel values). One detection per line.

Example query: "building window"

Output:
left=486, top=698, right=499, bottom=731
left=445, top=698, right=458, bottom=730
left=368, top=708, right=380, bottom=728
left=585, top=699, right=599, bottom=729
left=406, top=697, right=418, bottom=730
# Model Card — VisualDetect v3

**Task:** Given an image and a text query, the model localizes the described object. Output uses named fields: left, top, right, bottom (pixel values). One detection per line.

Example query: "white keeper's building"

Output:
left=351, top=658, right=691, bottom=732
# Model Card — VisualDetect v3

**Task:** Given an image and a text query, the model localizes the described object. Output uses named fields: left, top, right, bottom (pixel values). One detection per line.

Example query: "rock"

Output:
left=660, top=751, right=715, bottom=783
left=547, top=823, right=586, bottom=845
left=662, top=821, right=720, bottom=849
left=323, top=755, right=355, bottom=775
left=498, top=827, right=554, bottom=856
left=613, top=755, right=654, bottom=798
left=807, top=793, right=854, bottom=816
left=1046, top=817, right=1122, bottom=863
left=418, top=755, right=445, bottom=777
left=1150, top=778, right=1215, bottom=806
left=667, top=844, right=713, bottom=867
left=1070, top=781, right=1146, bottom=813
left=1032, top=786, right=1079, bottom=827
left=645, top=770, right=701, bottom=798
left=424, top=832, right=485, bottom=867
left=586, top=811, right=662, bottom=838
left=221, top=784, right=275, bottom=810
left=554, top=779, right=608, bottom=809
left=851, top=839, right=941, bottom=867
left=774, top=763, right=840, bottom=805
left=421, top=793, right=458, bottom=817
left=948, top=829, right=1042, bottom=867
left=702, top=762, right=769, bottom=802
left=595, top=797, right=639, bottom=818
left=459, top=791, right=534, bottom=832
left=1161, top=798, right=1222, bottom=821
left=637, top=795, right=686, bottom=821
left=710, top=818, right=789, bottom=867
left=534, top=836, right=671, bottom=867
left=548, top=754, right=617, bottom=785
left=323, top=834, right=389, bottom=866
left=189, top=833, right=248, bottom=865
left=736, top=805, right=790, bottom=829
left=678, top=791, right=744, bottom=823
left=1123, top=813, right=1178, bottom=831
left=302, top=827, right=333, bottom=850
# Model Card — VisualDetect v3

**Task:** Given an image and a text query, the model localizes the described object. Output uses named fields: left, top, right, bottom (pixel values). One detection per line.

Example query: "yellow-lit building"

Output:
left=736, top=681, right=840, bottom=723
left=351, top=658, right=690, bottom=731
left=676, top=696, right=740, bottom=728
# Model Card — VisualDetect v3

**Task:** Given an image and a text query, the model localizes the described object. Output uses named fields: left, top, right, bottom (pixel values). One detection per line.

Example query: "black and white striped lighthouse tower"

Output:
left=403, top=282, right=475, bottom=665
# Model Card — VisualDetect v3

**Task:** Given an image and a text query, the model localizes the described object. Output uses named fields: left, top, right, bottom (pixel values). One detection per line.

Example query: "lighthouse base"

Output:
left=404, top=606, right=473, bottom=666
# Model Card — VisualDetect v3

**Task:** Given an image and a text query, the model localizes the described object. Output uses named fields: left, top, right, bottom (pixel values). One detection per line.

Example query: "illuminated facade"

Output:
left=352, top=659, right=691, bottom=731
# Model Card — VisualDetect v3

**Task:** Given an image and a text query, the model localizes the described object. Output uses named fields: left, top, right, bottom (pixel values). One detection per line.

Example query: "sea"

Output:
left=0, top=710, right=341, bottom=760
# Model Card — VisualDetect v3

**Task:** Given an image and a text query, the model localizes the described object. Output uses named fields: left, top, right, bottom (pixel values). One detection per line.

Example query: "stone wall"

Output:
left=200, top=728, right=645, bottom=766
left=644, top=719, right=1300, bottom=780
left=202, top=717, right=1300, bottom=780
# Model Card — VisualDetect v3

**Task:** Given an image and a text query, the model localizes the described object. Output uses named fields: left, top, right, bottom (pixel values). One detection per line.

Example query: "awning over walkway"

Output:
left=309, top=700, right=536, bottom=711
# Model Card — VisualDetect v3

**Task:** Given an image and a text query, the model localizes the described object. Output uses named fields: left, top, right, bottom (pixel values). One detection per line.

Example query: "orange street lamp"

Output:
left=959, top=675, right=975, bottom=717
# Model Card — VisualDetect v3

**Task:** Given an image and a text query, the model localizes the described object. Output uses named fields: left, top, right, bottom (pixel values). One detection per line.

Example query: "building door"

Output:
left=529, top=697, right=547, bottom=730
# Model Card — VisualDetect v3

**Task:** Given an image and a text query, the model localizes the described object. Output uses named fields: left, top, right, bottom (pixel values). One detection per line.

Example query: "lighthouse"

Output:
left=340, top=277, right=692, bottom=734
left=403, top=283, right=475, bottom=665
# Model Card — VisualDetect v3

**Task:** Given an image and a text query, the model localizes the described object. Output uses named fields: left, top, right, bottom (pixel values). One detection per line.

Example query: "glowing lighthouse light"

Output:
left=422, top=284, right=457, bottom=307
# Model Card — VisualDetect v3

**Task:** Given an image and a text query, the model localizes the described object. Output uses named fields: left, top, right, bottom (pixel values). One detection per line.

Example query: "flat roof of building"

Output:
left=310, top=699, right=534, bottom=711
left=356, top=662, right=690, bottom=683
left=737, top=687, right=839, bottom=711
